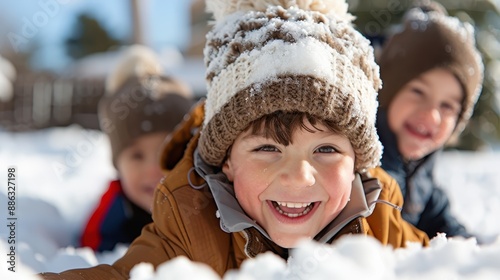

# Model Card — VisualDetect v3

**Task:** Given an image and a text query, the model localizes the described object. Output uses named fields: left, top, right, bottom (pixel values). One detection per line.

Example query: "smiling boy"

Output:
left=79, top=45, right=194, bottom=252
left=376, top=0, right=484, bottom=239
left=386, top=68, right=463, bottom=160
left=41, top=1, right=428, bottom=279
left=223, top=113, right=358, bottom=248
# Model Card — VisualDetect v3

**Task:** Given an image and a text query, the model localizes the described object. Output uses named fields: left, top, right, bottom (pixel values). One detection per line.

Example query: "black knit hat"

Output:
left=378, top=0, right=483, bottom=137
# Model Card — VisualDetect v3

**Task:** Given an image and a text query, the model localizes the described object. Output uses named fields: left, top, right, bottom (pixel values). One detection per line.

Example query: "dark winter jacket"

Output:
left=80, top=180, right=153, bottom=252
left=376, top=110, right=472, bottom=239
left=40, top=102, right=428, bottom=280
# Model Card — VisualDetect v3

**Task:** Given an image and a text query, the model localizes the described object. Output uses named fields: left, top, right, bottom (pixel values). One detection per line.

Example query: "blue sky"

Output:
left=0, top=0, right=191, bottom=72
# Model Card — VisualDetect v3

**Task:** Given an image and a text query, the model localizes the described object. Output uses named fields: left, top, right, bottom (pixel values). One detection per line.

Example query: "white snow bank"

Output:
left=126, top=234, right=500, bottom=280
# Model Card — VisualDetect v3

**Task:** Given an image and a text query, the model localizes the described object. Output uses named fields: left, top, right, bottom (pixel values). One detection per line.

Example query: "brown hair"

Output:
left=223, top=111, right=350, bottom=165
left=246, top=111, right=345, bottom=146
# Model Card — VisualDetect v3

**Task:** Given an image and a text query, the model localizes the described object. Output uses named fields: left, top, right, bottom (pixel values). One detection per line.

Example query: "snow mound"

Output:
left=126, top=235, right=500, bottom=280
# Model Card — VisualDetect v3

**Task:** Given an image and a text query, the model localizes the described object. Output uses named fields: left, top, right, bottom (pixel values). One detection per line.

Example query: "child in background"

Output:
left=80, top=45, right=194, bottom=252
left=41, top=1, right=428, bottom=278
left=376, top=0, right=483, bottom=239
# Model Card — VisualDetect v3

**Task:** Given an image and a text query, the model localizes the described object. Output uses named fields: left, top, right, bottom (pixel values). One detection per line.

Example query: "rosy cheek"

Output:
left=233, top=176, right=248, bottom=200
left=328, top=173, right=352, bottom=195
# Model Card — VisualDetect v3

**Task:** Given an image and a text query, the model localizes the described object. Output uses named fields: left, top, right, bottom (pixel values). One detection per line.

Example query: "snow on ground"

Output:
left=0, top=125, right=500, bottom=279
left=434, top=149, right=500, bottom=244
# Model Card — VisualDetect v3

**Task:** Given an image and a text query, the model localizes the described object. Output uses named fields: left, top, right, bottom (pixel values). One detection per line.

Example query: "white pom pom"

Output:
left=0, top=74, right=13, bottom=102
left=106, top=44, right=163, bottom=94
left=206, top=0, right=351, bottom=22
left=0, top=55, right=16, bottom=82
left=0, top=56, right=16, bottom=102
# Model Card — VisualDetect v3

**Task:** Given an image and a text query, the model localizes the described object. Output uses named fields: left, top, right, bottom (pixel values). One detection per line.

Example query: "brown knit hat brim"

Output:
left=199, top=74, right=382, bottom=172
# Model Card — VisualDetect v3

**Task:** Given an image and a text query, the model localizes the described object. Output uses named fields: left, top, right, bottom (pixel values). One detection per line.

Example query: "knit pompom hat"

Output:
left=199, top=0, right=383, bottom=172
left=98, top=45, right=194, bottom=167
left=378, top=0, right=484, bottom=137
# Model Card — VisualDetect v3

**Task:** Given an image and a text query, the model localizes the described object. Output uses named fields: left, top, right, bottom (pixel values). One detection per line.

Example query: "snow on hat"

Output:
left=98, top=45, right=194, bottom=167
left=378, top=0, right=484, bottom=137
left=199, top=0, right=383, bottom=172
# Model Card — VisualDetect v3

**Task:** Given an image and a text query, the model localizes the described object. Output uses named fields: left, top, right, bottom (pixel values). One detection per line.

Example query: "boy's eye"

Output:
left=254, top=145, right=279, bottom=152
left=315, top=146, right=337, bottom=153
left=131, top=151, right=145, bottom=161
left=410, top=86, right=424, bottom=96
left=440, top=102, right=461, bottom=116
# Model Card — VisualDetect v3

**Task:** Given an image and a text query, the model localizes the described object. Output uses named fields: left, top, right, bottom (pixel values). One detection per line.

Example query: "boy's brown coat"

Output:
left=41, top=103, right=429, bottom=280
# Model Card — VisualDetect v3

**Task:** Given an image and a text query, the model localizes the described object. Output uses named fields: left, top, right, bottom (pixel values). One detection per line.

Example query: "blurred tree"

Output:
left=0, top=11, right=36, bottom=74
left=185, top=0, right=211, bottom=57
left=0, top=43, right=36, bottom=75
left=348, top=0, right=500, bottom=150
left=131, top=0, right=144, bottom=45
left=65, top=13, right=122, bottom=60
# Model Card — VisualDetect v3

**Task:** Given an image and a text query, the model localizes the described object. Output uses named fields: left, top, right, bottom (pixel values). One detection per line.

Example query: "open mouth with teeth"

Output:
left=406, top=123, right=432, bottom=139
left=270, top=201, right=316, bottom=218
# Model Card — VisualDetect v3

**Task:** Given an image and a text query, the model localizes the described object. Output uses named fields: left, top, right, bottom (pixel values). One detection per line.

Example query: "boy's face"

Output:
left=387, top=68, right=463, bottom=160
left=222, top=120, right=356, bottom=248
left=116, top=132, right=167, bottom=213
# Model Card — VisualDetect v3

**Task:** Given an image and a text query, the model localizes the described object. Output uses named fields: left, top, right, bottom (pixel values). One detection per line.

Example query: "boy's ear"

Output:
left=222, top=159, right=234, bottom=182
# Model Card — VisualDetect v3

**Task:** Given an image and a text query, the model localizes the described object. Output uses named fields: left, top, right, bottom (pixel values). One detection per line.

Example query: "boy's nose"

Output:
left=280, top=160, right=316, bottom=189
left=418, top=103, right=441, bottom=127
